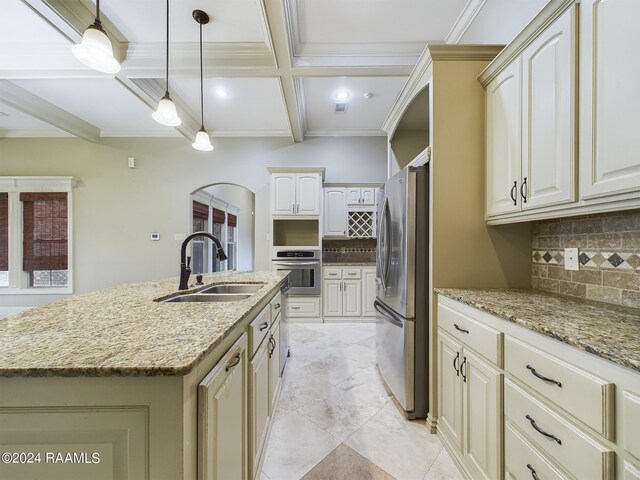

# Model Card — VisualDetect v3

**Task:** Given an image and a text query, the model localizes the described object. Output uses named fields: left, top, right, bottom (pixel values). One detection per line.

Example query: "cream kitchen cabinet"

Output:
left=267, top=317, right=281, bottom=414
left=579, top=0, right=640, bottom=200
left=347, top=187, right=376, bottom=206
left=323, top=266, right=375, bottom=319
left=199, top=333, right=249, bottom=480
left=323, top=187, right=347, bottom=236
left=270, top=172, right=321, bottom=216
left=249, top=319, right=271, bottom=478
left=362, top=268, right=377, bottom=317
left=485, top=6, right=576, bottom=218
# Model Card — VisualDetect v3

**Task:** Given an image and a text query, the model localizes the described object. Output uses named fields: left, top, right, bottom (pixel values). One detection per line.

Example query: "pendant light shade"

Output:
left=72, top=1, right=121, bottom=74
left=153, top=0, right=182, bottom=127
left=192, top=127, right=214, bottom=151
left=191, top=9, right=213, bottom=152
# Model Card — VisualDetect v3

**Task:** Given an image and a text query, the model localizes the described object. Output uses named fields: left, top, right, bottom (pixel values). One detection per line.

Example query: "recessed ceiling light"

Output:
left=215, top=88, right=229, bottom=98
left=334, top=90, right=350, bottom=102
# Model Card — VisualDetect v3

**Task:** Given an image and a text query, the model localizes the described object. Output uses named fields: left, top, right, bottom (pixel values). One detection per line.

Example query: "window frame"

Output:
left=0, top=177, right=76, bottom=295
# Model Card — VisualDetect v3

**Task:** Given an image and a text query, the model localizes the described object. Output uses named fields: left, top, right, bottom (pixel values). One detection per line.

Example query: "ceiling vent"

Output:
left=334, top=102, right=348, bottom=114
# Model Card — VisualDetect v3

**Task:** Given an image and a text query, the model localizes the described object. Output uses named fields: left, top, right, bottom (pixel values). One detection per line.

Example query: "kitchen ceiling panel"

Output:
left=170, top=77, right=289, bottom=135
left=0, top=1, right=69, bottom=44
left=303, top=77, right=407, bottom=135
left=88, top=0, right=267, bottom=43
left=0, top=103, right=69, bottom=136
left=12, top=79, right=175, bottom=135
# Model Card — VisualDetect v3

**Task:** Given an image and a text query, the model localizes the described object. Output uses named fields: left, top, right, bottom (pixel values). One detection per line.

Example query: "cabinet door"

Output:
left=346, top=187, right=362, bottom=205
left=362, top=269, right=377, bottom=317
left=579, top=0, right=640, bottom=199
left=268, top=321, right=281, bottom=415
left=438, top=331, right=463, bottom=451
left=250, top=338, right=271, bottom=477
left=199, top=333, right=248, bottom=480
left=342, top=279, right=362, bottom=317
left=296, top=174, right=321, bottom=215
left=463, top=349, right=503, bottom=480
left=270, top=174, right=296, bottom=216
left=486, top=58, right=522, bottom=216
left=360, top=188, right=376, bottom=205
left=521, top=7, right=576, bottom=210
left=323, top=188, right=347, bottom=236
left=323, top=280, right=343, bottom=317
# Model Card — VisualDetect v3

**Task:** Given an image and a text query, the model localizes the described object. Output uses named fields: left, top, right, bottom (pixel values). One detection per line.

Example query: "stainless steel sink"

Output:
left=162, top=293, right=252, bottom=303
left=199, top=284, right=264, bottom=294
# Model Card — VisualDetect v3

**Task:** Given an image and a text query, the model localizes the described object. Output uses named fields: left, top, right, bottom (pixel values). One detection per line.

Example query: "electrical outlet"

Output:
left=150, top=233, right=160, bottom=241
left=565, top=248, right=579, bottom=271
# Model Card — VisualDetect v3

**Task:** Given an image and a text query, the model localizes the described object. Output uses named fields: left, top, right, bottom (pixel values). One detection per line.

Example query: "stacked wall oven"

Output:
left=375, top=165, right=429, bottom=419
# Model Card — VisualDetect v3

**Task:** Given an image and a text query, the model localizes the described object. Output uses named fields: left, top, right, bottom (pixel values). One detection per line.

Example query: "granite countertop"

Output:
left=0, top=271, right=287, bottom=378
left=435, top=288, right=640, bottom=373
left=323, top=262, right=376, bottom=266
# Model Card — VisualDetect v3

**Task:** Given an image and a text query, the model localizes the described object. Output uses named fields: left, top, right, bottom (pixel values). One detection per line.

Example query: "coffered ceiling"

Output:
left=0, top=0, right=548, bottom=143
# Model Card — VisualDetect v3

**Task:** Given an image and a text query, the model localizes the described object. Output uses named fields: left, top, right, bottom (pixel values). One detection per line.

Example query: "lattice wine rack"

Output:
left=348, top=210, right=375, bottom=237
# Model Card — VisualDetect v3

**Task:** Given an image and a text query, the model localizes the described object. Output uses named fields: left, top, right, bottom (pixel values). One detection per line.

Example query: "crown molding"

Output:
left=445, top=0, right=487, bottom=44
left=100, top=130, right=183, bottom=138
left=0, top=130, right=73, bottom=138
left=427, top=44, right=504, bottom=61
left=210, top=130, right=291, bottom=138
left=305, top=129, right=386, bottom=137
left=478, top=0, right=578, bottom=86
left=0, top=176, right=80, bottom=189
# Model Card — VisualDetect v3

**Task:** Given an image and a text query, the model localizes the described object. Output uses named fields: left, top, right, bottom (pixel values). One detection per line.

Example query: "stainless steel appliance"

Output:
left=375, top=165, right=429, bottom=419
left=279, top=278, right=290, bottom=374
left=272, top=249, right=321, bottom=296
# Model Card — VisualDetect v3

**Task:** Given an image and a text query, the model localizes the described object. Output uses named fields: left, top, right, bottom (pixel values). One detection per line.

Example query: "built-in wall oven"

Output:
left=272, top=249, right=321, bottom=296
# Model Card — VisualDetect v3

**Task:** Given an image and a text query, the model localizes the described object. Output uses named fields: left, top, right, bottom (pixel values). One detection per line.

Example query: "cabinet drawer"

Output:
left=249, top=306, right=271, bottom=356
left=438, top=303, right=503, bottom=366
left=324, top=268, right=342, bottom=279
left=505, top=420, right=569, bottom=480
left=505, top=335, right=615, bottom=439
left=624, top=391, right=640, bottom=461
left=505, top=379, right=615, bottom=480
left=270, top=292, right=282, bottom=321
left=342, top=268, right=361, bottom=279
left=287, top=297, right=320, bottom=317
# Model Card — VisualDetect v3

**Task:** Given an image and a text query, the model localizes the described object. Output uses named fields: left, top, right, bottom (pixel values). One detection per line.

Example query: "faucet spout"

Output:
left=178, top=231, right=228, bottom=290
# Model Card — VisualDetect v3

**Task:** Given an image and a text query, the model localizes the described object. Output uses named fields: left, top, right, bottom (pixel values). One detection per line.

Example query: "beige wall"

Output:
left=0, top=135, right=387, bottom=307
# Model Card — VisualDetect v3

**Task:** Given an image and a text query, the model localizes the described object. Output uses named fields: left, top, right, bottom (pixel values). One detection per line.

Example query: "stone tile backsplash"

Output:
left=322, top=239, right=376, bottom=264
left=531, top=209, right=640, bottom=308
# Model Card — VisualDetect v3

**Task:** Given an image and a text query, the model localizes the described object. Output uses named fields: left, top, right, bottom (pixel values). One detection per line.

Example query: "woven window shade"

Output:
left=227, top=213, right=237, bottom=227
left=20, top=192, right=68, bottom=271
left=193, top=201, right=209, bottom=221
left=0, top=193, right=7, bottom=270
left=212, top=208, right=225, bottom=224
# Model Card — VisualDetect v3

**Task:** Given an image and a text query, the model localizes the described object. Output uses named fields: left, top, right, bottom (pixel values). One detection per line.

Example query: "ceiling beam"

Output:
left=263, top=0, right=304, bottom=143
left=0, top=80, right=100, bottom=142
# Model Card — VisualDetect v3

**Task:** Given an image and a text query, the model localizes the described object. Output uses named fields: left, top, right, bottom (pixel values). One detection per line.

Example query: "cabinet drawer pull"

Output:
left=453, top=323, right=469, bottom=334
left=520, top=177, right=527, bottom=203
left=526, top=415, right=562, bottom=445
left=453, top=351, right=460, bottom=376
left=274, top=303, right=281, bottom=309
left=291, top=306, right=301, bottom=310
left=527, top=464, right=540, bottom=480
left=348, top=273, right=357, bottom=276
left=259, top=322, right=269, bottom=331
left=225, top=353, right=241, bottom=372
left=460, top=356, right=467, bottom=383
left=510, top=181, right=518, bottom=205
left=526, top=364, right=562, bottom=387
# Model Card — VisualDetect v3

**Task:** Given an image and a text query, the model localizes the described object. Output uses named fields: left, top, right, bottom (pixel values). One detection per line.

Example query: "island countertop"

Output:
left=435, top=288, right=640, bottom=373
left=0, top=271, right=287, bottom=377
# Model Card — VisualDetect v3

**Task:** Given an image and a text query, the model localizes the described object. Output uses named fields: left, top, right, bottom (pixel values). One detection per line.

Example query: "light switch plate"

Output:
left=565, top=248, right=579, bottom=271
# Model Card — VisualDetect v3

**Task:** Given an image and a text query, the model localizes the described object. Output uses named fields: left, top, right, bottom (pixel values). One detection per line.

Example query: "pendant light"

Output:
left=191, top=9, right=213, bottom=152
left=72, top=0, right=121, bottom=74
left=153, top=0, right=181, bottom=126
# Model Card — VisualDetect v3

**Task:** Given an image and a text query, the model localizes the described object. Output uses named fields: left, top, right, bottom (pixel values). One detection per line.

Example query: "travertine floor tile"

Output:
left=423, top=449, right=464, bottom=480
left=301, top=444, right=395, bottom=480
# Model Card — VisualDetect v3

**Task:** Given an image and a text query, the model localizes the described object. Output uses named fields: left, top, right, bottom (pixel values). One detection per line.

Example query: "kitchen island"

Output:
left=0, top=271, right=288, bottom=480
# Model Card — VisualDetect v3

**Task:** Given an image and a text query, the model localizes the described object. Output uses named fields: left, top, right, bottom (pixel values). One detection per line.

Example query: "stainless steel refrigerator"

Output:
left=375, top=165, right=429, bottom=419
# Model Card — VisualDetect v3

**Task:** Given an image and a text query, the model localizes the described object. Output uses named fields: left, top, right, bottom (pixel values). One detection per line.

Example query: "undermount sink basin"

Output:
left=200, top=283, right=264, bottom=294
left=162, top=293, right=253, bottom=303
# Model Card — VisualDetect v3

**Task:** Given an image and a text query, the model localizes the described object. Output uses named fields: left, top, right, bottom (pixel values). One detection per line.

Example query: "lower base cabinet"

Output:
left=268, top=317, right=281, bottom=413
left=250, top=331, right=271, bottom=478
left=322, top=266, right=375, bottom=320
left=198, top=333, right=249, bottom=480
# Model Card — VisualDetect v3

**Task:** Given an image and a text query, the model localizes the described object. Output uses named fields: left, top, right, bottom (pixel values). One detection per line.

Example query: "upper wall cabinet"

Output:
left=579, top=0, right=640, bottom=200
left=485, top=6, right=576, bottom=218
left=324, top=187, right=347, bottom=236
left=480, top=0, right=640, bottom=224
left=347, top=187, right=376, bottom=206
left=269, top=169, right=324, bottom=217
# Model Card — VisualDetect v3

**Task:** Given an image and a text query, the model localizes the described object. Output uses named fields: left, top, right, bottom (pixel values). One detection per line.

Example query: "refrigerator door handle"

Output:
left=374, top=300, right=404, bottom=328
left=377, top=196, right=391, bottom=290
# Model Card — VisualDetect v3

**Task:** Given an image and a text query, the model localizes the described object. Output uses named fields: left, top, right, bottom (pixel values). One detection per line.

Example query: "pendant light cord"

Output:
left=165, top=0, right=169, bottom=96
left=96, top=0, right=100, bottom=20
left=199, top=22, right=204, bottom=129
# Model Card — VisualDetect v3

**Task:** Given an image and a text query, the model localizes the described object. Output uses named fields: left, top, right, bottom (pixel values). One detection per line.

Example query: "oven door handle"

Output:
left=273, top=261, right=320, bottom=267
